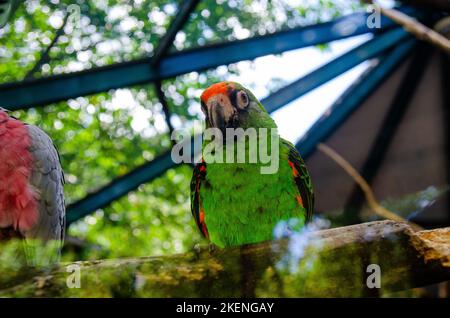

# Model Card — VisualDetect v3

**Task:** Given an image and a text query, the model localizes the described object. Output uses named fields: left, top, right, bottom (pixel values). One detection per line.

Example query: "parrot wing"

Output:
left=282, top=138, right=314, bottom=222
left=190, top=160, right=209, bottom=239
left=25, top=125, right=65, bottom=245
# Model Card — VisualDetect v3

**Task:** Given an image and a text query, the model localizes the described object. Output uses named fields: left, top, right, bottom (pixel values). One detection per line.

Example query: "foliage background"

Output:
left=0, top=0, right=365, bottom=261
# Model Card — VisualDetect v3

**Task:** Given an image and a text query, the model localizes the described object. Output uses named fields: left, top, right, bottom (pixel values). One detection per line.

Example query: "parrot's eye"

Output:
left=236, top=91, right=249, bottom=109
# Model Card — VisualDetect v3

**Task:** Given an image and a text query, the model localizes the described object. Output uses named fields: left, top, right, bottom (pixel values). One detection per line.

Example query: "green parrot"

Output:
left=190, top=82, right=314, bottom=248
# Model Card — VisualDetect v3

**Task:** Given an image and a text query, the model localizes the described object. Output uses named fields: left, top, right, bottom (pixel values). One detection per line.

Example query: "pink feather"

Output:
left=0, top=110, right=38, bottom=231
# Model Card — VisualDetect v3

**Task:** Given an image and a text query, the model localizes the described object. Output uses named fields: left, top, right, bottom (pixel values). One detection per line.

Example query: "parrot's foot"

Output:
left=193, top=243, right=201, bottom=254
left=191, top=242, right=216, bottom=258
left=208, top=243, right=216, bottom=254
left=190, top=243, right=202, bottom=261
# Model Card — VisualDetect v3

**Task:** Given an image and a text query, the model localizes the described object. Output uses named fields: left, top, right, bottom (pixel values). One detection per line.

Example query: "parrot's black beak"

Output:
left=203, top=96, right=239, bottom=133
left=208, top=99, right=225, bottom=129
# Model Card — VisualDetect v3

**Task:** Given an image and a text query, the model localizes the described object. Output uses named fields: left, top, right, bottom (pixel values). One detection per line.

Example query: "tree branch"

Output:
left=376, top=4, right=450, bottom=55
left=0, top=221, right=448, bottom=297
left=24, top=11, right=70, bottom=79
left=317, top=143, right=424, bottom=231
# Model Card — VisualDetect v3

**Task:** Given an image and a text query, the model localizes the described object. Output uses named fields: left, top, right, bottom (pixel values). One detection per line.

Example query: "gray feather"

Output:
left=23, top=125, right=65, bottom=262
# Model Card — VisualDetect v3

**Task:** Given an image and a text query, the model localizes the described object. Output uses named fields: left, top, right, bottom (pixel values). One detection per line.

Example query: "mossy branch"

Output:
left=0, top=221, right=448, bottom=297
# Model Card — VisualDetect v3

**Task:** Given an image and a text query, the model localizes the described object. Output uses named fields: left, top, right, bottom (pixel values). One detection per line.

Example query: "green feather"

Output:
left=192, top=83, right=313, bottom=247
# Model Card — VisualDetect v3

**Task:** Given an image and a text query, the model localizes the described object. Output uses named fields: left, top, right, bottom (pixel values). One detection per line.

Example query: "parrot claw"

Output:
left=208, top=243, right=216, bottom=254
left=193, top=243, right=202, bottom=254
left=190, top=243, right=203, bottom=261
left=192, top=243, right=216, bottom=257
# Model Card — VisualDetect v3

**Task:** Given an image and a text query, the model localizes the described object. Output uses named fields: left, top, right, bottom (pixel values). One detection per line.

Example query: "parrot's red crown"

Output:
left=201, top=82, right=234, bottom=103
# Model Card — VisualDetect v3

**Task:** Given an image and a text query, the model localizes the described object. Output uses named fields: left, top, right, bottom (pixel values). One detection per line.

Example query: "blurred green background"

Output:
left=0, top=0, right=369, bottom=262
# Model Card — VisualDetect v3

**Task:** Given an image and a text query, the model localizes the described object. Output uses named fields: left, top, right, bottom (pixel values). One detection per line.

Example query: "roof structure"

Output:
left=0, top=2, right=447, bottom=227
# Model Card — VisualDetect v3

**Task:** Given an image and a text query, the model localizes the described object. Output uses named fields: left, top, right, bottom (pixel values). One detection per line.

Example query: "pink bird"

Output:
left=0, top=107, right=65, bottom=264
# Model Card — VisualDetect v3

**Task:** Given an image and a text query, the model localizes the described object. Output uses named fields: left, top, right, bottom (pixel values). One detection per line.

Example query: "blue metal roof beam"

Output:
left=295, top=39, right=417, bottom=158
left=0, top=7, right=417, bottom=110
left=152, top=0, right=200, bottom=137
left=262, top=27, right=412, bottom=113
left=66, top=135, right=203, bottom=225
left=342, top=42, right=431, bottom=224
left=66, top=30, right=413, bottom=224
left=151, top=0, right=200, bottom=66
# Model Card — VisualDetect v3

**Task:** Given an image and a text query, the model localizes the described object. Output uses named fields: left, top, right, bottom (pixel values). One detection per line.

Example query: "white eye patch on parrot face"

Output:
left=236, top=90, right=249, bottom=109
